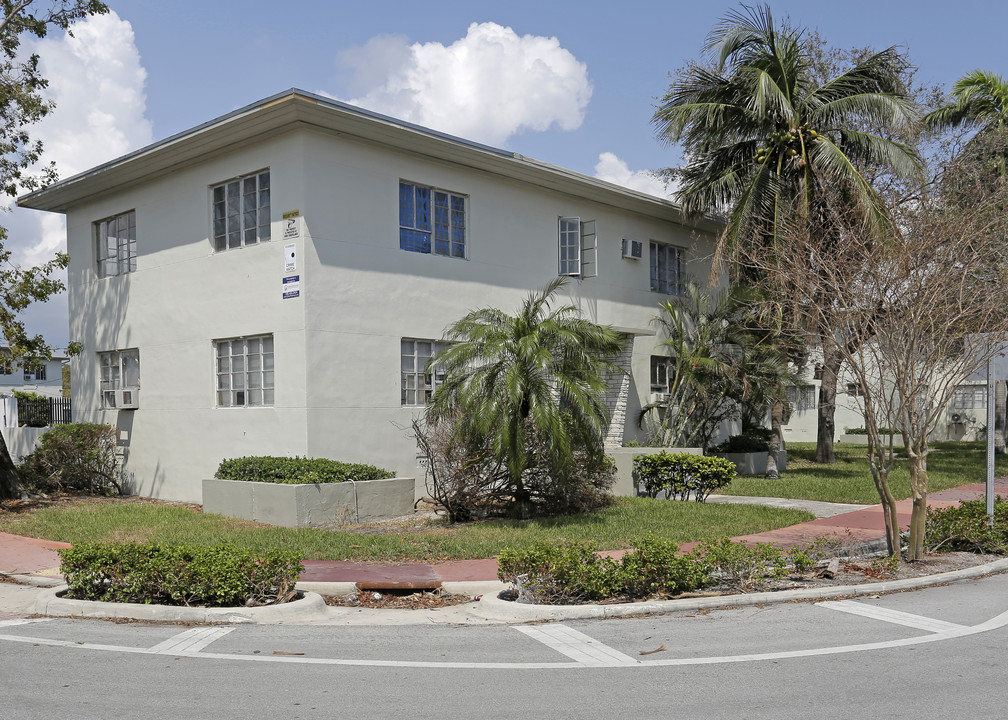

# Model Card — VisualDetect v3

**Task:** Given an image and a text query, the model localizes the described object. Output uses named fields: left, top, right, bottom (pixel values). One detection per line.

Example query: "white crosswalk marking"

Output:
left=818, top=600, right=968, bottom=633
left=148, top=626, right=235, bottom=654
left=515, top=624, right=639, bottom=666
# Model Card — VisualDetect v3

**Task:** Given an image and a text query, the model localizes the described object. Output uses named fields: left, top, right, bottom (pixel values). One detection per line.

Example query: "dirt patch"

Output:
left=323, top=588, right=481, bottom=610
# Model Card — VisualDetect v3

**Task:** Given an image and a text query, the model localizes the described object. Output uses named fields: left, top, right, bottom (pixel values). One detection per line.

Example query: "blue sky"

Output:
left=11, top=0, right=1008, bottom=345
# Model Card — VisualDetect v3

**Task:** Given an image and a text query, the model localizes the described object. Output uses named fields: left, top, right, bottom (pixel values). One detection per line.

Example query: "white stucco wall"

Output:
left=63, top=125, right=717, bottom=502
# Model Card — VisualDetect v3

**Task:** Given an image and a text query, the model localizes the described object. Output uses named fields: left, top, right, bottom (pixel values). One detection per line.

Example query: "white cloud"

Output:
left=337, top=22, right=592, bottom=146
left=593, top=152, right=673, bottom=199
left=32, top=10, right=152, bottom=181
left=2, top=11, right=152, bottom=344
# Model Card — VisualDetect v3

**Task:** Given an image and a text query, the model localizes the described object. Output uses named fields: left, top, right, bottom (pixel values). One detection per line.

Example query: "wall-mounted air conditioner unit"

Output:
left=622, top=238, right=643, bottom=260
left=115, top=386, right=139, bottom=410
left=649, top=392, right=671, bottom=404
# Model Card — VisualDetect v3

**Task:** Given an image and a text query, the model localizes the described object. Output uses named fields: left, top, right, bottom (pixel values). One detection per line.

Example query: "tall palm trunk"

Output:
left=765, top=400, right=784, bottom=479
left=815, top=341, right=842, bottom=464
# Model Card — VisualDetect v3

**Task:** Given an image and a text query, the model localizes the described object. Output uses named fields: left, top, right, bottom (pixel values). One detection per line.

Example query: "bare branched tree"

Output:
left=740, top=143, right=1008, bottom=561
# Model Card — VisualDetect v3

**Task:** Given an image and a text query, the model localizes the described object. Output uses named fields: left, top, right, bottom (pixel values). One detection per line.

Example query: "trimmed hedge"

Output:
left=633, top=452, right=736, bottom=502
left=215, top=456, right=394, bottom=484
left=58, top=542, right=303, bottom=607
left=709, top=432, right=770, bottom=453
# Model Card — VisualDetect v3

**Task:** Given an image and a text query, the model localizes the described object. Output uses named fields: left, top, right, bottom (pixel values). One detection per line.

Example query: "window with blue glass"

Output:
left=399, top=181, right=466, bottom=258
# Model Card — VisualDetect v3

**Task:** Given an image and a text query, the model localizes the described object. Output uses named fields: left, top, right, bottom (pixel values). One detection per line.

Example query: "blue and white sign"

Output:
left=282, top=274, right=300, bottom=299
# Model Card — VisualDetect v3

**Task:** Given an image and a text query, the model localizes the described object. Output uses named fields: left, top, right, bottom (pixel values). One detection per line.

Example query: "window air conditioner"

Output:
left=650, top=392, right=671, bottom=404
left=115, top=386, right=140, bottom=410
left=622, top=238, right=643, bottom=260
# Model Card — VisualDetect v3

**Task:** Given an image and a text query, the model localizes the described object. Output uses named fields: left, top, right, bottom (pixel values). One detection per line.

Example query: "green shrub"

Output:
left=18, top=423, right=121, bottom=495
left=617, top=535, right=711, bottom=598
left=497, top=541, right=621, bottom=603
left=497, top=538, right=713, bottom=604
left=13, top=390, right=47, bottom=402
left=215, top=456, right=394, bottom=484
left=709, top=432, right=771, bottom=453
left=59, top=542, right=303, bottom=607
left=843, top=427, right=897, bottom=435
left=633, top=452, right=736, bottom=502
left=695, top=537, right=789, bottom=589
left=926, top=498, right=1008, bottom=554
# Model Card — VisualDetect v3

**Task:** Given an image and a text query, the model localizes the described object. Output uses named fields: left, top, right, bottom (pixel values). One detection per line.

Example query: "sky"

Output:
left=8, top=0, right=1008, bottom=346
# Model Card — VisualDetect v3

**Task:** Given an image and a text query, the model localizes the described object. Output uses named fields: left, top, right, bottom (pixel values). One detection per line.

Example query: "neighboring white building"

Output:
left=0, top=350, right=67, bottom=399
left=18, top=90, right=720, bottom=503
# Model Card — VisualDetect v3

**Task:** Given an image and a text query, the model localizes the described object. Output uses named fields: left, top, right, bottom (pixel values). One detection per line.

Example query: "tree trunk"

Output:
left=0, top=430, right=21, bottom=500
left=815, top=343, right=842, bottom=464
left=765, top=400, right=784, bottom=479
left=905, top=448, right=929, bottom=562
left=995, top=380, right=1006, bottom=454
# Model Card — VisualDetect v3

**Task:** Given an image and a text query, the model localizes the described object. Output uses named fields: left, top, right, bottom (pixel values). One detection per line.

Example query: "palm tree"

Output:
left=640, top=280, right=750, bottom=450
left=652, top=4, right=921, bottom=463
left=926, top=71, right=1008, bottom=451
left=925, top=70, right=1008, bottom=136
left=427, top=278, right=624, bottom=517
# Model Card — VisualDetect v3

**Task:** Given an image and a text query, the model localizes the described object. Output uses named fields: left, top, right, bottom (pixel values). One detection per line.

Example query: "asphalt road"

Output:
left=3, top=572, right=1007, bottom=719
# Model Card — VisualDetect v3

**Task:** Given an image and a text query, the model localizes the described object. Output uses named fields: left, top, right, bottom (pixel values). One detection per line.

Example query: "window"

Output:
left=23, top=364, right=46, bottom=382
left=96, top=210, right=136, bottom=277
left=212, top=170, right=270, bottom=251
left=845, top=382, right=863, bottom=397
left=952, top=386, right=986, bottom=409
left=401, top=338, right=448, bottom=406
left=650, top=242, right=685, bottom=295
left=786, top=385, right=817, bottom=412
left=558, top=217, right=581, bottom=276
left=215, top=335, right=274, bottom=407
left=399, top=181, right=466, bottom=258
left=99, top=349, right=140, bottom=408
left=0, top=358, right=10, bottom=375
left=650, top=356, right=674, bottom=392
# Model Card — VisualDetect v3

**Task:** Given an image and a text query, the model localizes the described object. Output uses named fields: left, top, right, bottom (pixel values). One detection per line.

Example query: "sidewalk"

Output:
left=3, top=480, right=1007, bottom=587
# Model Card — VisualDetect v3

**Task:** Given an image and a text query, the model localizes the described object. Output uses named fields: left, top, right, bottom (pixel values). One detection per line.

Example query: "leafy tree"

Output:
left=652, top=4, right=921, bottom=464
left=0, top=1, right=108, bottom=500
left=426, top=277, right=624, bottom=518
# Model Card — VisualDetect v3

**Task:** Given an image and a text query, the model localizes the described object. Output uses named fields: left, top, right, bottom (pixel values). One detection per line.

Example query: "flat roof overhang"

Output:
left=17, top=89, right=721, bottom=234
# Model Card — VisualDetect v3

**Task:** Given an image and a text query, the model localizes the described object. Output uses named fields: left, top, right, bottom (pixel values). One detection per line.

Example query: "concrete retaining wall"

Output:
left=713, top=450, right=787, bottom=475
left=202, top=476, right=417, bottom=527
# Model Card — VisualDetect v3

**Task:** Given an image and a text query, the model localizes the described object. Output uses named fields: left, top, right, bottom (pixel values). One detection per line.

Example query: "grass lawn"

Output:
left=0, top=496, right=813, bottom=562
left=720, top=441, right=1008, bottom=505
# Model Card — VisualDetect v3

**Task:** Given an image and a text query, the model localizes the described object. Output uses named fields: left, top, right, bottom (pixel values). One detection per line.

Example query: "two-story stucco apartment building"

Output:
left=18, top=89, right=719, bottom=503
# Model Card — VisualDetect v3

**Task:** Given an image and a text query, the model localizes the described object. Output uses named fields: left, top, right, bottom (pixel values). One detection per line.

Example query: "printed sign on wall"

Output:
left=282, top=209, right=300, bottom=240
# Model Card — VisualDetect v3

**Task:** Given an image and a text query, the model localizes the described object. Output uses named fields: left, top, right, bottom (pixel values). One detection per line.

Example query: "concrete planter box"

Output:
left=713, top=450, right=787, bottom=476
left=202, top=476, right=416, bottom=528
left=837, top=433, right=904, bottom=447
left=606, top=447, right=703, bottom=496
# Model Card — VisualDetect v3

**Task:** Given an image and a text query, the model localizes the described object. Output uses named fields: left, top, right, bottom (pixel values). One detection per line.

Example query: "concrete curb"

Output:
left=31, top=588, right=330, bottom=624
left=21, top=557, right=1008, bottom=626
left=0, top=572, right=64, bottom=588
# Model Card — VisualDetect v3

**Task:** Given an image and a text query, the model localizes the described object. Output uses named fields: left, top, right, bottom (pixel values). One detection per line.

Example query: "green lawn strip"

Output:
left=719, top=441, right=1008, bottom=505
left=0, top=497, right=813, bottom=562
